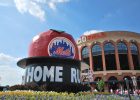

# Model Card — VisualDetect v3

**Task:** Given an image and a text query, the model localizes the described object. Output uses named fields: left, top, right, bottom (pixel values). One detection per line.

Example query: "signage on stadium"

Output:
left=77, top=33, right=106, bottom=44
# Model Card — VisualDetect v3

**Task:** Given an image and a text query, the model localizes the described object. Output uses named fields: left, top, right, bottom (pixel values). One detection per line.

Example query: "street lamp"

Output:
left=131, top=76, right=137, bottom=91
left=87, top=70, right=94, bottom=92
left=125, top=78, right=131, bottom=100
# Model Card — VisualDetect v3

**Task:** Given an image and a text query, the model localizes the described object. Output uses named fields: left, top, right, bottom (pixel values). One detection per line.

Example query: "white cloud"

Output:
left=48, top=2, right=56, bottom=10
left=0, top=65, right=25, bottom=86
left=0, top=53, right=24, bottom=86
left=0, top=0, right=70, bottom=21
left=14, top=0, right=45, bottom=21
left=47, top=0, right=70, bottom=10
left=13, top=0, right=70, bottom=21
left=29, top=1, right=45, bottom=21
left=83, top=30, right=103, bottom=36
left=0, top=53, right=20, bottom=63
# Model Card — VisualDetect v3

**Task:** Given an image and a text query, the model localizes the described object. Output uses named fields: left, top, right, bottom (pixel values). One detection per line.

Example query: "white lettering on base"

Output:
left=34, top=66, right=42, bottom=82
left=55, top=66, right=63, bottom=82
left=71, top=68, right=80, bottom=83
left=25, top=66, right=80, bottom=83
left=26, top=67, right=34, bottom=82
left=43, top=66, right=54, bottom=82
left=71, top=68, right=77, bottom=83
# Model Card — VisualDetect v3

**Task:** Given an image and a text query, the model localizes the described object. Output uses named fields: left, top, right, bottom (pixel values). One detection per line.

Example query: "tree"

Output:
left=97, top=79, right=105, bottom=92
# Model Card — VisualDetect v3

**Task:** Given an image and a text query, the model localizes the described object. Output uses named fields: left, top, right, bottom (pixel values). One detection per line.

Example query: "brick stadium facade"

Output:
left=77, top=31, right=140, bottom=92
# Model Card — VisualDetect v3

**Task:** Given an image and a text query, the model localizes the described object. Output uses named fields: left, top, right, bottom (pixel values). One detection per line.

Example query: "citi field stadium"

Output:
left=77, top=31, right=140, bottom=91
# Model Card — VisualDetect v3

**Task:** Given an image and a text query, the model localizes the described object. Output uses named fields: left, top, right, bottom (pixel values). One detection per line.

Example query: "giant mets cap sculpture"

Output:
left=17, top=29, right=88, bottom=92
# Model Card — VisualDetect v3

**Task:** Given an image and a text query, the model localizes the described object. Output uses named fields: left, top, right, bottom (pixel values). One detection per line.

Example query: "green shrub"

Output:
left=9, top=83, right=90, bottom=93
left=97, top=79, right=105, bottom=92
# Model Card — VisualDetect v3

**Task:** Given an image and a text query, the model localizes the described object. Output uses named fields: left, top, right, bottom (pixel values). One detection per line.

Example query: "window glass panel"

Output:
left=92, top=44, right=102, bottom=56
left=82, top=46, right=89, bottom=58
left=104, top=42, right=115, bottom=54
left=92, top=45, right=101, bottom=52
left=104, top=42, right=115, bottom=51
left=130, top=43, right=138, bottom=54
left=117, top=42, right=127, bottom=50
left=117, top=42, right=127, bottom=53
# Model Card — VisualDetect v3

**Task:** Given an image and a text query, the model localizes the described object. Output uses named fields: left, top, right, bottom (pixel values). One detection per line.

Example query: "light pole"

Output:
left=131, top=76, right=138, bottom=95
left=87, top=70, right=94, bottom=92
left=131, top=76, right=137, bottom=91
left=125, top=78, right=131, bottom=100
left=88, top=70, right=94, bottom=82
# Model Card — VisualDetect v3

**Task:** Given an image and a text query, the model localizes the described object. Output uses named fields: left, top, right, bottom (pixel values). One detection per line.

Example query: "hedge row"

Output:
left=9, top=83, right=90, bottom=93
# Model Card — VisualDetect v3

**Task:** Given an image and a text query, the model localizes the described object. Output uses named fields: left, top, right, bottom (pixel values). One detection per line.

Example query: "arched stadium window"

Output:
left=130, top=43, right=138, bottom=54
left=108, top=76, right=118, bottom=91
left=104, top=42, right=115, bottom=54
left=92, top=44, right=103, bottom=71
left=117, top=42, right=127, bottom=53
left=117, top=42, right=129, bottom=70
left=92, top=44, right=102, bottom=55
left=130, top=43, right=140, bottom=70
left=82, top=46, right=90, bottom=65
left=104, top=42, right=116, bottom=70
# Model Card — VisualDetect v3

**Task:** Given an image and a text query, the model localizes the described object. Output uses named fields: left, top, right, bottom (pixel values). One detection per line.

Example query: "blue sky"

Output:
left=0, top=0, right=140, bottom=86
